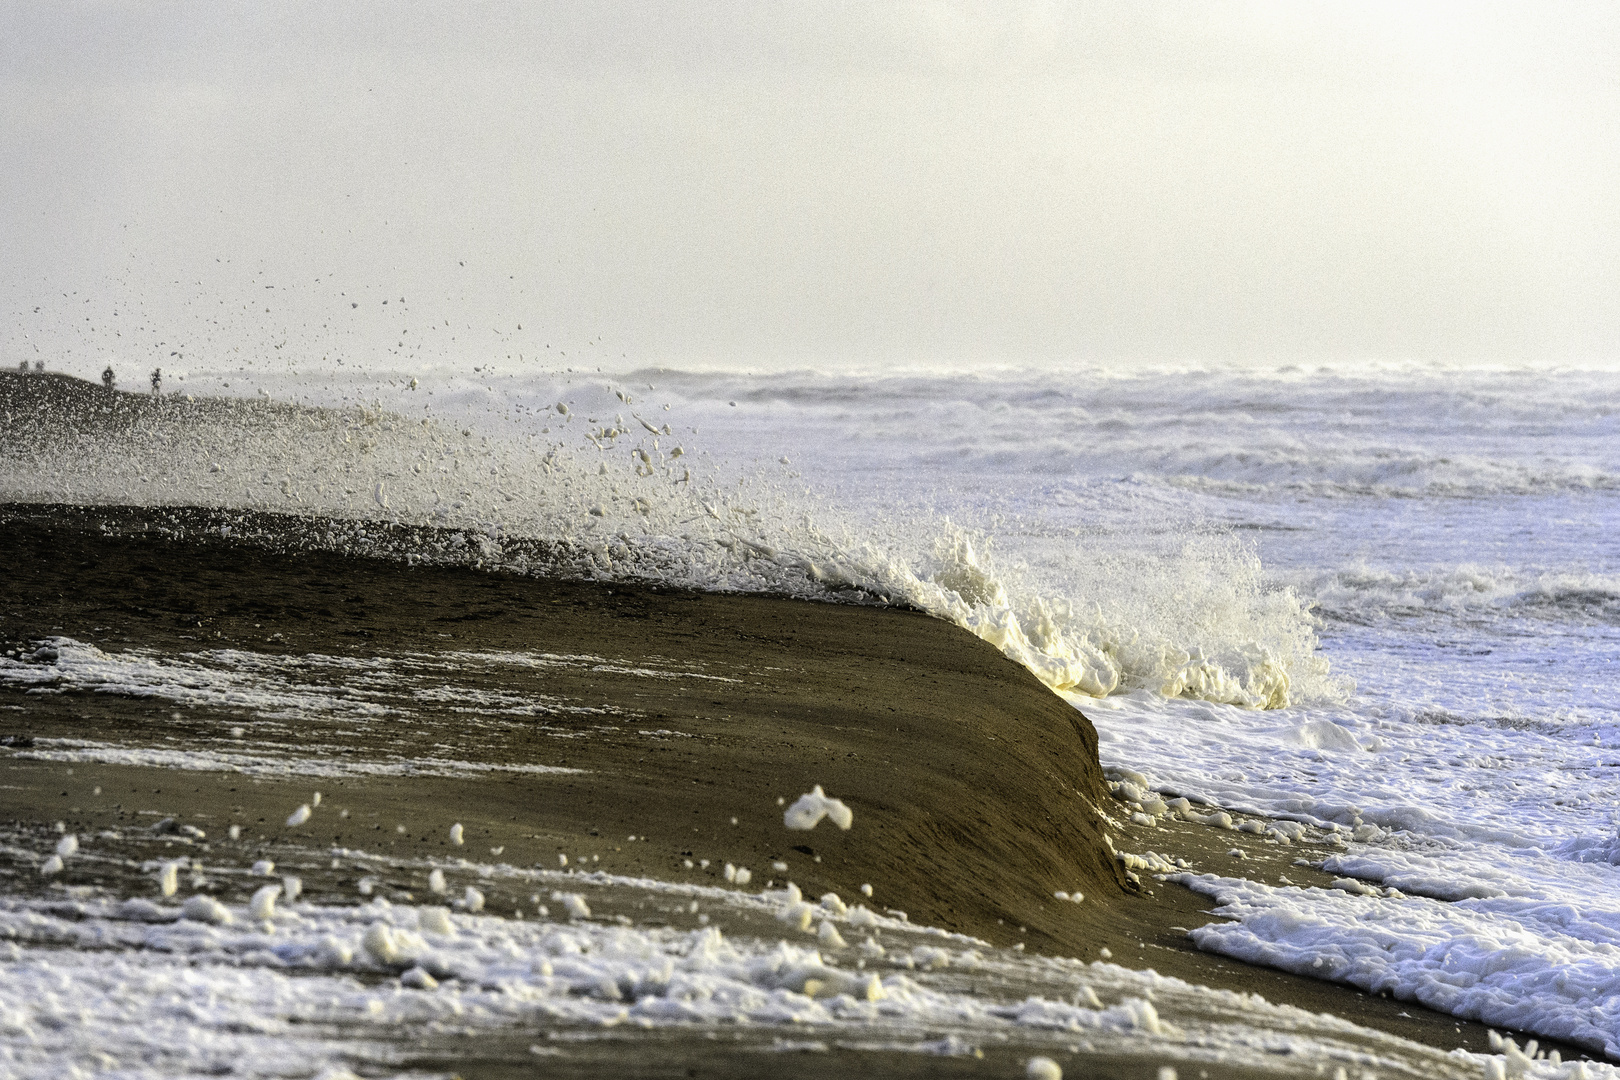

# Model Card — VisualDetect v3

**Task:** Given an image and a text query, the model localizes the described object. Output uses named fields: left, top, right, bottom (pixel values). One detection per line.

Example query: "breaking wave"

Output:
left=0, top=370, right=1341, bottom=709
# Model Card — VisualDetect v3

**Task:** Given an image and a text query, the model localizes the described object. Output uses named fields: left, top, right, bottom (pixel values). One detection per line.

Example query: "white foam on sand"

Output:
left=0, top=886, right=1587, bottom=1080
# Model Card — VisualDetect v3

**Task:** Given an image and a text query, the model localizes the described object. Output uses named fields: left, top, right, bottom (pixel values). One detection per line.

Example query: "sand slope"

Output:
left=0, top=503, right=1129, bottom=954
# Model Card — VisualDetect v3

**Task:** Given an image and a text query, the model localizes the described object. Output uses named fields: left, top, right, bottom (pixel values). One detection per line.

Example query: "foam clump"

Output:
left=182, top=895, right=233, bottom=925
left=317, top=935, right=353, bottom=966
left=551, top=891, right=590, bottom=919
left=362, top=922, right=401, bottom=964
left=910, top=946, right=953, bottom=971
left=283, top=875, right=303, bottom=902
left=400, top=966, right=439, bottom=990
left=764, top=882, right=803, bottom=905
left=418, top=906, right=454, bottom=935
left=55, top=834, right=78, bottom=858
left=250, top=884, right=281, bottom=921
left=428, top=869, right=447, bottom=894
left=783, top=785, right=853, bottom=831
left=1109, top=777, right=1173, bottom=826
left=39, top=855, right=64, bottom=877
left=252, top=860, right=275, bottom=876
left=847, top=905, right=880, bottom=929
left=449, top=823, right=464, bottom=846
left=777, top=901, right=815, bottom=932
left=286, top=804, right=312, bottom=827
left=817, top=920, right=846, bottom=948
left=1482, top=1031, right=1576, bottom=1080
left=462, top=886, right=485, bottom=913
left=1026, top=1057, right=1062, bottom=1080
left=1118, top=851, right=1176, bottom=874
left=158, top=861, right=180, bottom=897
left=361, top=922, right=425, bottom=966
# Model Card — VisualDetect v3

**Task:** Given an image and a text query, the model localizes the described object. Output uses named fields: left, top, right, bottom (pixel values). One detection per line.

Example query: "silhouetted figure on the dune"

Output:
left=33, top=361, right=42, bottom=373
left=151, top=367, right=162, bottom=395
left=15, top=361, right=25, bottom=373
left=102, top=365, right=115, bottom=389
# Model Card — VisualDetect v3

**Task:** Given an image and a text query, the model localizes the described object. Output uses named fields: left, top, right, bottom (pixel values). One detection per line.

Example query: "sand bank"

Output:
left=0, top=501, right=1599, bottom=1073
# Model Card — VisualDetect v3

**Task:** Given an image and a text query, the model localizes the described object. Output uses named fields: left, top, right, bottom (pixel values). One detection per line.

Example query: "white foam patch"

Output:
left=783, top=786, right=854, bottom=831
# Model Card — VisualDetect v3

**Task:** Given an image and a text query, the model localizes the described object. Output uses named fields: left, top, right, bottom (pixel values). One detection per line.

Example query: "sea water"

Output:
left=5, top=359, right=1620, bottom=1074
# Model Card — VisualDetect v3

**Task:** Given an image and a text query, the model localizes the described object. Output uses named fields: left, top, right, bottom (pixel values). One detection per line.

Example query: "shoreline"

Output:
left=0, top=501, right=1602, bottom=1068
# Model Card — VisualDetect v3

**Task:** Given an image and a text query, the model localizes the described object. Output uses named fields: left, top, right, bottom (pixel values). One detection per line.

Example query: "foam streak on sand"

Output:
left=11, top=737, right=586, bottom=780
left=0, top=636, right=676, bottom=722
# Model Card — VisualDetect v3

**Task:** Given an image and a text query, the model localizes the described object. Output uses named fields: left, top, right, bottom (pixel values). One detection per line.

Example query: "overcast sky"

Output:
left=3, top=1, right=1618, bottom=373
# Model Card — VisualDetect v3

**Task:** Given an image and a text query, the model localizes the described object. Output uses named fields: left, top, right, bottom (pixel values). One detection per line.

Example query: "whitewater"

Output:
left=6, top=359, right=1620, bottom=1072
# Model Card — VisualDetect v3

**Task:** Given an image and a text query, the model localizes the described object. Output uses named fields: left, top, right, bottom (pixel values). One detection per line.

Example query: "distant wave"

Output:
left=1296, top=564, right=1620, bottom=628
left=634, top=365, right=1620, bottom=502
left=1141, top=455, right=1620, bottom=500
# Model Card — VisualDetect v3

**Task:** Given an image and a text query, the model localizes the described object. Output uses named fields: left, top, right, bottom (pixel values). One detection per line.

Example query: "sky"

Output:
left=2, top=1, right=1618, bottom=374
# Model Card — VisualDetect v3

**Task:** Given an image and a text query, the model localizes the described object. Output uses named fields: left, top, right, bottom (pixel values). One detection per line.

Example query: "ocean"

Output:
left=3, top=360, right=1618, bottom=1077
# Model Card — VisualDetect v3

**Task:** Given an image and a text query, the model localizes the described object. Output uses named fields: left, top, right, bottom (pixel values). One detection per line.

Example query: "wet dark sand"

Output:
left=0, top=501, right=1598, bottom=1071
